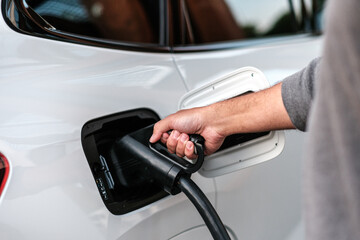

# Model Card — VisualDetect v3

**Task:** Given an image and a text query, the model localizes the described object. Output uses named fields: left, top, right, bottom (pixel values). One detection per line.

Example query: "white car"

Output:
left=0, top=0, right=324, bottom=239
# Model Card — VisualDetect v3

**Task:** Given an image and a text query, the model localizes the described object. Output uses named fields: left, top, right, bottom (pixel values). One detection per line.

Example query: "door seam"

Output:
left=171, top=54, right=190, bottom=92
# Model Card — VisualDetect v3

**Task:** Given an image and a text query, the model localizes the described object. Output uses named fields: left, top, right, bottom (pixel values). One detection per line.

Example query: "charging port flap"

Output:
left=179, top=67, right=285, bottom=177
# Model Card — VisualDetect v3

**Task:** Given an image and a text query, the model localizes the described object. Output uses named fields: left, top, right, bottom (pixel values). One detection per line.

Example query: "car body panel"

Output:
left=0, top=0, right=323, bottom=239
left=0, top=18, right=218, bottom=239
left=173, top=36, right=322, bottom=89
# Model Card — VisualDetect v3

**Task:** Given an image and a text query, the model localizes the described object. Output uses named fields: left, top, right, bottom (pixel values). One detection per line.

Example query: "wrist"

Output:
left=204, top=101, right=234, bottom=138
left=206, top=93, right=252, bottom=137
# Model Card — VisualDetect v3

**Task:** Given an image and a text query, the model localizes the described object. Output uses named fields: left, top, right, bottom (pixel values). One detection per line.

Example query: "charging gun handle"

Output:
left=166, top=131, right=205, bottom=156
left=189, top=134, right=205, bottom=156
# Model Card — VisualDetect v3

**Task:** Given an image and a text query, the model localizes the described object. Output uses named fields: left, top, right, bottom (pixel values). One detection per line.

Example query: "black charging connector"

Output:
left=178, top=177, right=231, bottom=240
left=111, top=125, right=204, bottom=195
left=110, top=124, right=230, bottom=240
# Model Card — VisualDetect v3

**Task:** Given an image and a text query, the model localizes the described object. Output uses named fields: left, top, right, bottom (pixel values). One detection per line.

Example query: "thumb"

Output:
left=149, top=131, right=162, bottom=143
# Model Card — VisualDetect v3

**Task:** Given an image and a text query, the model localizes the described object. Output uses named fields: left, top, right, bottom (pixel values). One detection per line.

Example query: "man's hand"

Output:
left=149, top=106, right=226, bottom=159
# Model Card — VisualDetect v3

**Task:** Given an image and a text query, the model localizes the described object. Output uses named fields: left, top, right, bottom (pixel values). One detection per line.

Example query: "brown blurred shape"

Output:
left=83, top=0, right=155, bottom=43
left=184, top=0, right=244, bottom=43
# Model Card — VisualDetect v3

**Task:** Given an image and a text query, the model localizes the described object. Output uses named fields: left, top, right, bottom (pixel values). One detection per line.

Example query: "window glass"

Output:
left=26, top=0, right=160, bottom=44
left=176, top=0, right=325, bottom=45
left=225, top=0, right=294, bottom=37
left=312, top=0, right=326, bottom=31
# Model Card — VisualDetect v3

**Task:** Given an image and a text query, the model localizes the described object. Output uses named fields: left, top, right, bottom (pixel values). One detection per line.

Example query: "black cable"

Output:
left=177, top=177, right=231, bottom=240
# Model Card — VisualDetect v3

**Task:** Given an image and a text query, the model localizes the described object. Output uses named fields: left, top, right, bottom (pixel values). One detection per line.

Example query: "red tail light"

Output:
left=0, top=153, right=10, bottom=197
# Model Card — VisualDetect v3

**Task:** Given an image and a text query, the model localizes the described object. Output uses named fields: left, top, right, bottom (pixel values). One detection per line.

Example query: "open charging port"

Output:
left=81, top=108, right=166, bottom=215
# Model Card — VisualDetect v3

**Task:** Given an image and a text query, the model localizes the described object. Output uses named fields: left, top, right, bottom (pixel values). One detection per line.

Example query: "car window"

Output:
left=26, top=0, right=161, bottom=44
left=173, top=0, right=326, bottom=45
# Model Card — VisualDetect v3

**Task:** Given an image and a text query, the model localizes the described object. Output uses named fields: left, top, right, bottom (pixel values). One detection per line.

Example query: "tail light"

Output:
left=0, top=153, right=10, bottom=197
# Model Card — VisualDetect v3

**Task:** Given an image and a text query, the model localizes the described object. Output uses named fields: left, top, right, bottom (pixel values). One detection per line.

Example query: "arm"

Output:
left=150, top=58, right=320, bottom=159
left=150, top=82, right=294, bottom=158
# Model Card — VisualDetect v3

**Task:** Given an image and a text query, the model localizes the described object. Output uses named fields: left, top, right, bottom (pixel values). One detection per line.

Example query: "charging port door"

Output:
left=179, top=67, right=285, bottom=177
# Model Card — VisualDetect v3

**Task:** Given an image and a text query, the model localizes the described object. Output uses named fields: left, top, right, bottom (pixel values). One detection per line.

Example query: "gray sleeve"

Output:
left=281, top=57, right=321, bottom=131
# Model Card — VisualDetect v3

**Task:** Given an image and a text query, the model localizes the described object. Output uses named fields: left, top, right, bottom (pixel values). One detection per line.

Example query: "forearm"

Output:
left=151, top=82, right=295, bottom=157
left=205, top=82, right=295, bottom=136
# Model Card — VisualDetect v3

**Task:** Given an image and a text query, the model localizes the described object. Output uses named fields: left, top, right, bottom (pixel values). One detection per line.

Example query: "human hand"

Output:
left=149, top=106, right=226, bottom=159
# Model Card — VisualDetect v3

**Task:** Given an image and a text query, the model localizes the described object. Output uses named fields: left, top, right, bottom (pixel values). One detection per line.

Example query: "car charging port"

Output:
left=81, top=108, right=167, bottom=215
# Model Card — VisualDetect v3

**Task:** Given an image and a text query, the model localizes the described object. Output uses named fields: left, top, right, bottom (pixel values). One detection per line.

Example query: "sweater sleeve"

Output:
left=281, top=57, right=321, bottom=131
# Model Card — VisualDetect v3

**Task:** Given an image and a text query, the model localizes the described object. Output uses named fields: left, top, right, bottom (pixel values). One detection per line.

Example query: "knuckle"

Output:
left=167, top=138, right=177, bottom=150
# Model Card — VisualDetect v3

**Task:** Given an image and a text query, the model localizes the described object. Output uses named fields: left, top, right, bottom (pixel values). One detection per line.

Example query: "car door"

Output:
left=170, top=0, right=324, bottom=239
left=0, top=1, right=218, bottom=240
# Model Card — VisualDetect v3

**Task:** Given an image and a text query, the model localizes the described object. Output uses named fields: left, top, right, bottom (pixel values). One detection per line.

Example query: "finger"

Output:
left=175, top=133, right=189, bottom=158
left=160, top=132, right=169, bottom=145
left=150, top=120, right=172, bottom=143
left=185, top=141, right=197, bottom=160
left=166, top=130, right=180, bottom=154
